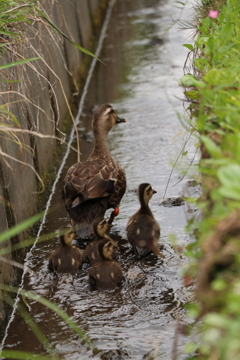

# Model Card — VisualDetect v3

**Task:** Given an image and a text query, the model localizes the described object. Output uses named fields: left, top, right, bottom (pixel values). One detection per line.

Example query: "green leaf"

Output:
left=0, top=57, right=40, bottom=70
left=212, top=279, right=227, bottom=291
left=184, top=342, right=198, bottom=354
left=204, top=313, right=231, bottom=328
left=178, top=73, right=205, bottom=88
left=183, top=43, right=194, bottom=51
left=201, top=135, right=222, bottom=158
left=0, top=29, right=19, bottom=38
left=184, top=90, right=199, bottom=100
left=217, top=164, right=240, bottom=201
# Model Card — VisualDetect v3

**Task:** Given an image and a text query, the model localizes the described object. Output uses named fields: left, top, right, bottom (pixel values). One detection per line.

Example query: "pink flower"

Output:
left=208, top=10, right=219, bottom=18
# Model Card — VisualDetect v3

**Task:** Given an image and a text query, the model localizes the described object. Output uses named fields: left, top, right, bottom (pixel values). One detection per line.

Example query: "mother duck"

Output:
left=62, top=104, right=127, bottom=239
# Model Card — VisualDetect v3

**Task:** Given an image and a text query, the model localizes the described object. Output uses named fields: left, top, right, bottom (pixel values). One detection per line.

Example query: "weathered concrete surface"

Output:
left=0, top=0, right=108, bottom=329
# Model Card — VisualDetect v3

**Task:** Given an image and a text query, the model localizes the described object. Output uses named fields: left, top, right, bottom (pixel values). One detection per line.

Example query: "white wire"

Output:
left=0, top=0, right=116, bottom=351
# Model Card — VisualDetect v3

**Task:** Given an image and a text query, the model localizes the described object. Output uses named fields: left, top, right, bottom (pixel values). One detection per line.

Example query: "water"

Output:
left=2, top=0, right=199, bottom=359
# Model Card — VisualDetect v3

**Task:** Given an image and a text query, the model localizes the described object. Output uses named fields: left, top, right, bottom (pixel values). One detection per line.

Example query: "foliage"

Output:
left=179, top=0, right=240, bottom=358
left=0, top=2, right=103, bottom=357
left=0, top=215, right=99, bottom=358
left=0, top=0, right=98, bottom=59
left=0, top=0, right=100, bottom=178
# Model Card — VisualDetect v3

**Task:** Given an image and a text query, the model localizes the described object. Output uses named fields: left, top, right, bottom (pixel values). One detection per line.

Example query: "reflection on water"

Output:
left=3, top=0, right=198, bottom=359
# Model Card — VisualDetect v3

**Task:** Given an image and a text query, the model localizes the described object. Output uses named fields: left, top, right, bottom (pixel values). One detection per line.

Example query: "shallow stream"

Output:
left=2, top=0, right=199, bottom=358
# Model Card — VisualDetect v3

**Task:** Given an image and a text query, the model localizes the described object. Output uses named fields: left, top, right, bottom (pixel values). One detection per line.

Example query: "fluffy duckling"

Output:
left=62, top=104, right=127, bottom=239
left=48, top=228, right=83, bottom=274
left=126, top=183, right=162, bottom=258
left=84, top=218, right=118, bottom=265
left=88, top=239, right=123, bottom=290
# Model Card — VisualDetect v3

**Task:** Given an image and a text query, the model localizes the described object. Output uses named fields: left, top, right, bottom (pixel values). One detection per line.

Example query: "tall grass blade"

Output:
left=3, top=295, right=57, bottom=357
left=0, top=284, right=99, bottom=354
left=0, top=213, right=43, bottom=243
left=0, top=350, right=60, bottom=360
left=35, top=8, right=103, bottom=63
left=0, top=57, right=40, bottom=70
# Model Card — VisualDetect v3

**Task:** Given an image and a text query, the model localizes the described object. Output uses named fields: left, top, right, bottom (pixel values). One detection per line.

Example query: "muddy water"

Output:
left=3, top=0, right=199, bottom=359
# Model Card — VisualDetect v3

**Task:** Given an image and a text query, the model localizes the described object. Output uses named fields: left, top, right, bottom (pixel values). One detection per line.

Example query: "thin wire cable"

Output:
left=0, top=0, right=116, bottom=351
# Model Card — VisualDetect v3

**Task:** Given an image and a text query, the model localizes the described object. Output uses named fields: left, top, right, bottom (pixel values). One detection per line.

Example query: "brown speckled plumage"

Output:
left=126, top=183, right=162, bottom=258
left=88, top=238, right=123, bottom=290
left=48, top=230, right=83, bottom=274
left=84, top=218, right=118, bottom=265
left=62, top=104, right=127, bottom=239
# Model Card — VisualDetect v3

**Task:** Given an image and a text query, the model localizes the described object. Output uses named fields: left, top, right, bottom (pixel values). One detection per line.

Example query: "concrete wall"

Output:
left=0, top=0, right=108, bottom=329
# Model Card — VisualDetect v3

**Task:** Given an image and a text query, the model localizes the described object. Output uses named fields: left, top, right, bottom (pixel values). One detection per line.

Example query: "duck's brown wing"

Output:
left=109, top=165, right=127, bottom=208
left=62, top=159, right=118, bottom=211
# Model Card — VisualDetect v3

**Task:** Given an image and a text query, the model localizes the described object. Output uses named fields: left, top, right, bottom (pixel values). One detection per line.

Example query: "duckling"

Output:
left=88, top=239, right=123, bottom=290
left=84, top=218, right=118, bottom=265
left=126, top=183, right=163, bottom=258
left=48, top=228, right=83, bottom=274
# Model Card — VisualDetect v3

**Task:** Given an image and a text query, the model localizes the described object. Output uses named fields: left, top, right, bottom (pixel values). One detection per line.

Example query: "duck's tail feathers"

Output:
left=73, top=222, right=94, bottom=240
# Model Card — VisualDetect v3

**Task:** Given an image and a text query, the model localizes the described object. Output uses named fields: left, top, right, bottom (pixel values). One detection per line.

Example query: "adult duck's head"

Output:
left=93, top=104, right=126, bottom=133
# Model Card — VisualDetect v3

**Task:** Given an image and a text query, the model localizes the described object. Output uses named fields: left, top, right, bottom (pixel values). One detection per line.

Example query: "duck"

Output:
left=88, top=239, right=123, bottom=290
left=126, top=183, right=163, bottom=258
left=62, top=104, right=127, bottom=239
left=48, top=228, right=83, bottom=274
left=84, top=218, right=118, bottom=265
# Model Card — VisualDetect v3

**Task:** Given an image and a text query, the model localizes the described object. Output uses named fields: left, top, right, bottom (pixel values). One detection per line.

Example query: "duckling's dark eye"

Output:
left=146, top=186, right=152, bottom=193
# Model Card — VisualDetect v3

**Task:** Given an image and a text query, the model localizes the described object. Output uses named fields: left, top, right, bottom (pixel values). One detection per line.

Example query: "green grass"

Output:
left=179, top=0, right=240, bottom=358
left=0, top=214, right=99, bottom=358
left=0, top=1, right=103, bottom=358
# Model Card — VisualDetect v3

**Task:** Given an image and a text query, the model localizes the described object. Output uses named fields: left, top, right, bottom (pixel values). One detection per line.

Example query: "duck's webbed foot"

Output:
left=108, top=207, right=120, bottom=225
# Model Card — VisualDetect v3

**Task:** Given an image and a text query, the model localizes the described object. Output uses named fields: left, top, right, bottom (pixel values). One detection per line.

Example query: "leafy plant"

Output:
left=0, top=214, right=99, bottom=358
left=180, top=0, right=240, bottom=358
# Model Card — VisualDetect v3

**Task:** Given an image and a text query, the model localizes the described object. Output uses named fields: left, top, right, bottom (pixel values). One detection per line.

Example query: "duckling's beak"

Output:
left=111, top=240, right=118, bottom=250
left=153, top=189, right=157, bottom=194
left=116, top=116, right=127, bottom=123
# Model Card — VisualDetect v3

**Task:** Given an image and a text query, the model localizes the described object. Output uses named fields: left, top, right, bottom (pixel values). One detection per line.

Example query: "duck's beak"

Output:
left=153, top=189, right=157, bottom=194
left=116, top=116, right=127, bottom=123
